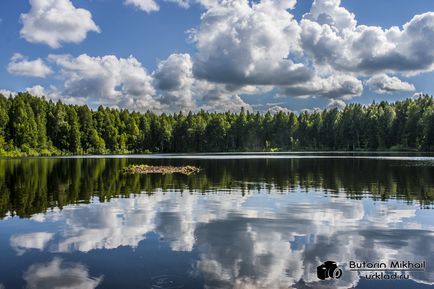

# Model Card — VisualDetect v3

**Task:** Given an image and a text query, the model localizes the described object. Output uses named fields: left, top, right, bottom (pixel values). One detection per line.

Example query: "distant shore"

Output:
left=2, top=151, right=434, bottom=160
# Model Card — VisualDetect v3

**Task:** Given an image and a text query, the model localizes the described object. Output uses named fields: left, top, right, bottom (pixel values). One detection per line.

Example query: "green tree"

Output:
left=67, top=106, right=81, bottom=153
left=0, top=94, right=9, bottom=148
left=2, top=92, right=434, bottom=156
left=8, top=94, right=38, bottom=150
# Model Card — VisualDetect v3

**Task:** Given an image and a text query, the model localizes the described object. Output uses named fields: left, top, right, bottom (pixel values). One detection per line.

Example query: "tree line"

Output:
left=1, top=92, right=434, bottom=156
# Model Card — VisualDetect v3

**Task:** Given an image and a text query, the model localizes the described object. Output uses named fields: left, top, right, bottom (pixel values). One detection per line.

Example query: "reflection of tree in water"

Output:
left=0, top=157, right=433, bottom=217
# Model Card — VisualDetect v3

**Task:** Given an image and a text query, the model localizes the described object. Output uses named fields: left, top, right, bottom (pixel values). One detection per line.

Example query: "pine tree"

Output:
left=8, top=94, right=37, bottom=150
left=67, top=106, right=81, bottom=154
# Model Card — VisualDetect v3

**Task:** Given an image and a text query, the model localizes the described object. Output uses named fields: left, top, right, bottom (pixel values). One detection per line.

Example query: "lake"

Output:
left=0, top=154, right=433, bottom=289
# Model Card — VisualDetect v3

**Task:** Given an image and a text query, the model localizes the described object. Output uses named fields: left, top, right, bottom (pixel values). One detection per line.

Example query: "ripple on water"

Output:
left=150, top=275, right=184, bottom=289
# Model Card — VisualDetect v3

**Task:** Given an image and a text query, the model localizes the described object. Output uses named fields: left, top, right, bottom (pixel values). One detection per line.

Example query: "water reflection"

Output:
left=0, top=157, right=433, bottom=219
left=0, top=156, right=434, bottom=289
left=24, top=258, right=102, bottom=289
left=10, top=232, right=54, bottom=255
left=7, top=191, right=434, bottom=288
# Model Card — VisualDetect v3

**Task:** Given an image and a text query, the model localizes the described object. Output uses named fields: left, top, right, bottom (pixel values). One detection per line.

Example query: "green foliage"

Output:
left=1, top=93, right=434, bottom=156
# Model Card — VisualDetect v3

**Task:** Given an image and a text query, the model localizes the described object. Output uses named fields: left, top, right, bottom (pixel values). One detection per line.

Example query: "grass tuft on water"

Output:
left=123, top=164, right=201, bottom=175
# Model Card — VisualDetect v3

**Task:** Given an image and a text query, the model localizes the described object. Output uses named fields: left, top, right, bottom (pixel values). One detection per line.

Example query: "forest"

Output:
left=1, top=92, right=434, bottom=156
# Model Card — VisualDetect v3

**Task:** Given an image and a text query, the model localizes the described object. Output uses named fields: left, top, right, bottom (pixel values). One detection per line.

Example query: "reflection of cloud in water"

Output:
left=10, top=232, right=54, bottom=256
left=53, top=196, right=157, bottom=252
left=9, top=190, right=434, bottom=288
left=23, top=258, right=102, bottom=289
left=355, top=229, right=434, bottom=285
left=193, top=197, right=364, bottom=289
left=196, top=221, right=304, bottom=289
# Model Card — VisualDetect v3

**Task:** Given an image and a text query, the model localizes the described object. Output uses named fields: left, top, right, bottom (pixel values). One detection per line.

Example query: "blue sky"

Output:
left=1, top=0, right=434, bottom=113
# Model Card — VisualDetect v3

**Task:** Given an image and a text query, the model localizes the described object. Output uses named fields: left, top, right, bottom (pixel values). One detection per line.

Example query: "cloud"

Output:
left=167, top=0, right=191, bottom=9
left=148, top=0, right=433, bottom=108
left=124, top=0, right=159, bottom=13
left=24, top=258, right=103, bottom=289
left=154, top=53, right=195, bottom=110
left=23, top=52, right=253, bottom=113
left=267, top=105, right=292, bottom=114
left=194, top=80, right=255, bottom=112
left=326, top=98, right=346, bottom=110
left=282, top=74, right=363, bottom=100
left=191, top=0, right=312, bottom=86
left=412, top=92, right=427, bottom=99
left=153, top=53, right=253, bottom=112
left=25, top=84, right=89, bottom=106
left=188, top=0, right=367, bottom=104
left=48, top=54, right=161, bottom=111
left=303, top=0, right=356, bottom=31
left=16, top=0, right=434, bottom=111
left=301, top=107, right=322, bottom=114
left=25, top=85, right=48, bottom=97
left=200, top=92, right=252, bottom=112
left=20, top=0, right=100, bottom=48
left=0, top=89, right=17, bottom=97
left=155, top=54, right=193, bottom=92
left=7, top=53, right=52, bottom=78
left=367, top=74, right=415, bottom=94
left=300, top=1, right=434, bottom=76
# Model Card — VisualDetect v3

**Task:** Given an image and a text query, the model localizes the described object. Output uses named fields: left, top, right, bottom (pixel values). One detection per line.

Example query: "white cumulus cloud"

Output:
left=367, top=74, right=415, bottom=94
left=7, top=53, right=52, bottom=78
left=191, top=0, right=311, bottom=86
left=154, top=53, right=253, bottom=112
left=267, top=105, right=292, bottom=114
left=326, top=98, right=346, bottom=110
left=20, top=0, right=100, bottom=48
left=25, top=85, right=47, bottom=97
left=282, top=74, right=363, bottom=100
left=0, top=89, right=17, bottom=97
left=124, top=0, right=159, bottom=13
left=300, top=1, right=434, bottom=76
left=25, top=85, right=78, bottom=103
left=303, top=0, right=356, bottom=31
left=154, top=53, right=196, bottom=110
left=48, top=54, right=161, bottom=111
left=16, top=0, right=434, bottom=111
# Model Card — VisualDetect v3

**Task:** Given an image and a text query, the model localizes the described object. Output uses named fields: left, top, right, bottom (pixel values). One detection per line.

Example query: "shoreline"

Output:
left=2, top=151, right=434, bottom=160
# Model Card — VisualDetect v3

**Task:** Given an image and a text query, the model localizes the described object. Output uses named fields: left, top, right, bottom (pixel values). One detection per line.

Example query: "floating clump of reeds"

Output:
left=123, top=164, right=201, bottom=175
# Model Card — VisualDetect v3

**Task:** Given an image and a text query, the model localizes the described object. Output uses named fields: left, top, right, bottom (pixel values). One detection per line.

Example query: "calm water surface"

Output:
left=0, top=154, right=433, bottom=289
